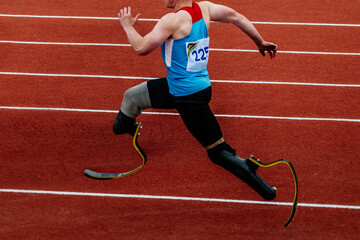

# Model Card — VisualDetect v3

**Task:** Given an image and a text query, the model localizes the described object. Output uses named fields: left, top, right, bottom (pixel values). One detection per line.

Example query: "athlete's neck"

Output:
left=173, top=0, right=192, bottom=12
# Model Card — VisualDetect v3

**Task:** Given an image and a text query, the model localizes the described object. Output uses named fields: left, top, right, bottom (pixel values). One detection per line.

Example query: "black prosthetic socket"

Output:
left=207, top=142, right=276, bottom=201
left=112, top=111, right=138, bottom=136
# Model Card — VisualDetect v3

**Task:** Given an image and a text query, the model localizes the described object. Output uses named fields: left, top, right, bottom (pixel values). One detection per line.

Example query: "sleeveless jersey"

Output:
left=161, top=2, right=210, bottom=97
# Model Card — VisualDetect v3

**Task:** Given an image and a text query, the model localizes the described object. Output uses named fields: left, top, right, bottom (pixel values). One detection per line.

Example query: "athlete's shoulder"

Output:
left=196, top=1, right=212, bottom=26
left=156, top=12, right=184, bottom=34
left=197, top=1, right=213, bottom=8
left=161, top=11, right=190, bottom=23
left=197, top=1, right=218, bottom=12
left=160, top=12, right=176, bottom=22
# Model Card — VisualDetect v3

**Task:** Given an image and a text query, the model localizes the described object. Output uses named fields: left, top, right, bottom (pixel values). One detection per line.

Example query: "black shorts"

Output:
left=147, top=78, right=223, bottom=147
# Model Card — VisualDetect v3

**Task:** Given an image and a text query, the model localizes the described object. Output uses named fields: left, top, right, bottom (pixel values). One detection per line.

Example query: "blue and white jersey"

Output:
left=161, top=2, right=211, bottom=97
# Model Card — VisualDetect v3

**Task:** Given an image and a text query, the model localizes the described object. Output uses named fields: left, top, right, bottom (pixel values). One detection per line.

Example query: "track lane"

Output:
left=0, top=110, right=359, bottom=205
left=1, top=44, right=359, bottom=84
left=1, top=18, right=359, bottom=53
left=1, top=193, right=359, bottom=240
left=1, top=0, right=359, bottom=23
left=0, top=76, right=359, bottom=119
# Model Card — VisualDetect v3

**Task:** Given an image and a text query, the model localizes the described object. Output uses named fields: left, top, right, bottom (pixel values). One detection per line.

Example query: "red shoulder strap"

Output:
left=176, top=2, right=203, bottom=23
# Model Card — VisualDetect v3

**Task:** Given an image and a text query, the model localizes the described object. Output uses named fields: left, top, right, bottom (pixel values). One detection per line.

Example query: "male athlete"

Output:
left=115, top=0, right=278, bottom=200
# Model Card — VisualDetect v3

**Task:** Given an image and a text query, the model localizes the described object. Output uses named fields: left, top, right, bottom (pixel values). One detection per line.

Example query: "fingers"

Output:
left=118, top=7, right=129, bottom=18
left=134, top=13, right=141, bottom=22
left=270, top=43, right=277, bottom=59
left=259, top=49, right=276, bottom=59
left=267, top=50, right=274, bottom=59
left=118, top=7, right=140, bottom=23
left=259, top=42, right=277, bottom=59
left=267, top=47, right=276, bottom=59
left=119, top=8, right=125, bottom=21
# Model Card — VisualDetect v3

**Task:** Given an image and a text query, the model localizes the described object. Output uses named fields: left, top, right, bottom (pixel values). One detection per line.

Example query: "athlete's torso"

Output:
left=161, top=2, right=211, bottom=97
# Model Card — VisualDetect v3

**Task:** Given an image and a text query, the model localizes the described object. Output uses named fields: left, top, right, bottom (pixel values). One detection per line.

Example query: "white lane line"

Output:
left=0, top=14, right=359, bottom=27
left=1, top=106, right=359, bottom=123
left=0, top=71, right=155, bottom=80
left=210, top=80, right=360, bottom=87
left=0, top=40, right=132, bottom=47
left=0, top=14, right=119, bottom=20
left=210, top=48, right=360, bottom=56
left=0, top=189, right=359, bottom=210
left=252, top=21, right=360, bottom=27
left=1, top=72, right=359, bottom=87
left=1, top=40, right=359, bottom=56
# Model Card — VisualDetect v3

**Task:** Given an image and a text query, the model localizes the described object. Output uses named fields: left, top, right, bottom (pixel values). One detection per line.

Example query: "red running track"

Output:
left=1, top=44, right=359, bottom=84
left=1, top=17, right=360, bottom=53
left=1, top=0, right=360, bottom=239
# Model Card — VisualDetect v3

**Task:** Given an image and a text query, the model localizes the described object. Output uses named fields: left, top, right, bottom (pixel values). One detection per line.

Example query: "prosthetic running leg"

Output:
left=207, top=142, right=276, bottom=201
left=84, top=82, right=150, bottom=179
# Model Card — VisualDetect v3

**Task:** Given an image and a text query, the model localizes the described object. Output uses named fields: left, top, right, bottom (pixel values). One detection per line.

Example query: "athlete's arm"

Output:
left=199, top=1, right=277, bottom=59
left=118, top=7, right=177, bottom=56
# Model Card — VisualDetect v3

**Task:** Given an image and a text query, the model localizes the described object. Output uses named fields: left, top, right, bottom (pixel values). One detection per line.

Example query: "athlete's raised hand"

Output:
left=118, top=7, right=141, bottom=28
left=258, top=41, right=277, bottom=59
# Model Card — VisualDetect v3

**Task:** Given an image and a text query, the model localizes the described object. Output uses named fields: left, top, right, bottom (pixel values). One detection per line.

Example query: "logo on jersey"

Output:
left=186, top=42, right=198, bottom=57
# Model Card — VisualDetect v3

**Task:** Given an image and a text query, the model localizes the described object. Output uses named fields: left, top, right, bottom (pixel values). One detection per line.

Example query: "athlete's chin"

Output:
left=164, top=0, right=175, bottom=8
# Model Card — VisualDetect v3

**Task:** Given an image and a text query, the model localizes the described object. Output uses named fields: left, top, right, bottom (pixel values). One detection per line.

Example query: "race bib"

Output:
left=186, top=37, right=210, bottom=72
